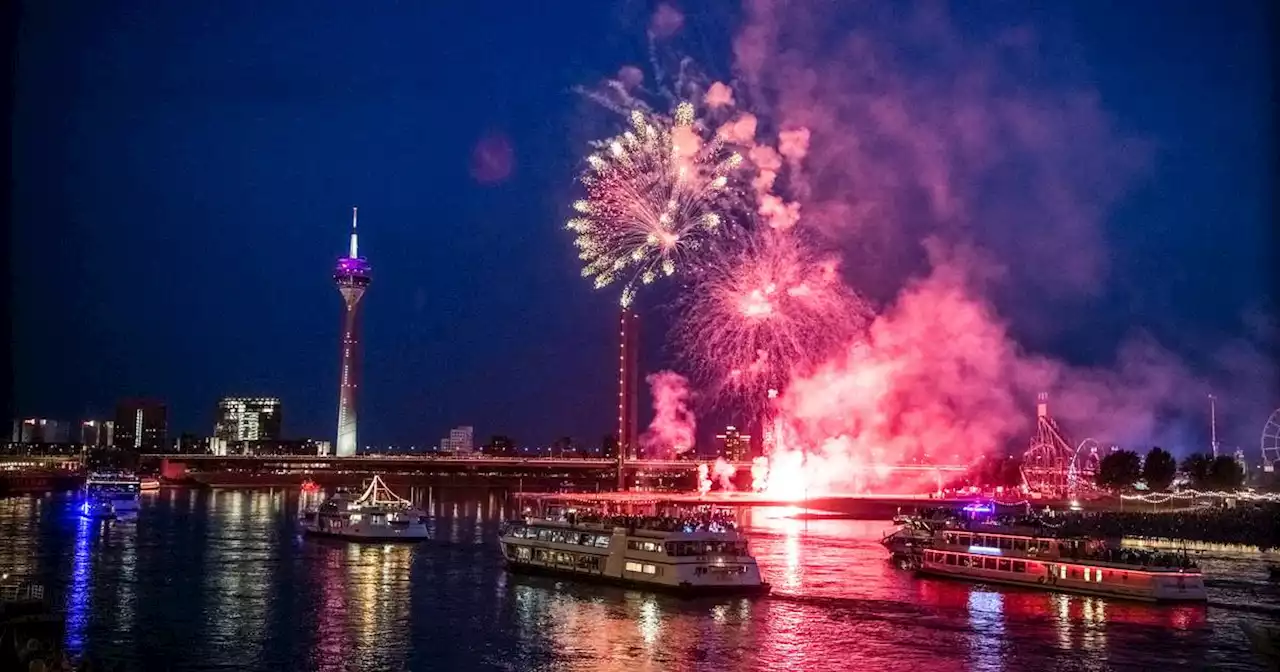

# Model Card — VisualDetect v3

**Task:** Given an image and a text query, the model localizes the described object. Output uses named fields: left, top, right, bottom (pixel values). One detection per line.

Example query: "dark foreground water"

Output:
left=1, top=489, right=1276, bottom=671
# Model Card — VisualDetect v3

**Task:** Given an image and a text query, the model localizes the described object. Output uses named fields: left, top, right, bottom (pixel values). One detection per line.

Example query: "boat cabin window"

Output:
left=1012, top=561, right=1027, bottom=573
left=946, top=554, right=958, bottom=566
left=664, top=541, right=746, bottom=557
left=997, top=559, right=1011, bottom=572
left=1013, top=539, right=1028, bottom=552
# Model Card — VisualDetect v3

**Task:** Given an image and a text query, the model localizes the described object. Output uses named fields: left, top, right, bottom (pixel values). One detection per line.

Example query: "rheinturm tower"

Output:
left=333, top=207, right=371, bottom=457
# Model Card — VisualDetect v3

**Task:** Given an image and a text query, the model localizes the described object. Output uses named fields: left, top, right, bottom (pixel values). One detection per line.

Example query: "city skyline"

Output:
left=11, top=1, right=1276, bottom=455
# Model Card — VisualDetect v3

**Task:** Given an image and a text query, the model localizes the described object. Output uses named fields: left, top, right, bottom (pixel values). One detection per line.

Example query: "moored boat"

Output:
left=83, top=471, right=141, bottom=513
left=299, top=475, right=430, bottom=541
left=882, top=517, right=1206, bottom=602
left=499, top=499, right=770, bottom=597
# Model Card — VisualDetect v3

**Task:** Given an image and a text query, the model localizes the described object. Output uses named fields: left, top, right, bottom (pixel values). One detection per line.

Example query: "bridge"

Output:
left=138, top=453, right=966, bottom=488
left=140, top=453, right=966, bottom=472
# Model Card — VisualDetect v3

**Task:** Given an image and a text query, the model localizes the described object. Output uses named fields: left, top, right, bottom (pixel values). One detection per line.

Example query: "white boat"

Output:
left=79, top=496, right=117, bottom=519
left=299, top=475, right=430, bottom=542
left=499, top=504, right=770, bottom=597
left=883, top=518, right=1207, bottom=602
left=84, top=471, right=141, bottom=513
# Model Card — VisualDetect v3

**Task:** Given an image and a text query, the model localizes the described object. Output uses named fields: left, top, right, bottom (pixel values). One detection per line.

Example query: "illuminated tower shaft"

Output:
left=334, top=207, right=371, bottom=457
left=617, top=309, right=639, bottom=488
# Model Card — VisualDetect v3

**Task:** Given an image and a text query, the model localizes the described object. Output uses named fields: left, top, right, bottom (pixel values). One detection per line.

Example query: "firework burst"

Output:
left=676, top=229, right=870, bottom=415
left=568, top=103, right=746, bottom=307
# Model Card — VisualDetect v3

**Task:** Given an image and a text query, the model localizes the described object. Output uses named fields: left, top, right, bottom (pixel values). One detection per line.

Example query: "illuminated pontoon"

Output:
left=499, top=495, right=770, bottom=596
left=882, top=517, right=1207, bottom=602
left=299, top=475, right=429, bottom=541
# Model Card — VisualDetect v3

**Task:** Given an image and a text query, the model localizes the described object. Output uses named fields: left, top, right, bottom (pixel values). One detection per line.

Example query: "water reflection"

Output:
left=965, top=590, right=1004, bottom=672
left=0, top=491, right=1269, bottom=671
left=64, top=513, right=94, bottom=651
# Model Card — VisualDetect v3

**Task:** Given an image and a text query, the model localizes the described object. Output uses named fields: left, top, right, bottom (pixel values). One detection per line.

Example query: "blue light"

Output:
left=968, top=545, right=1002, bottom=555
left=962, top=504, right=994, bottom=514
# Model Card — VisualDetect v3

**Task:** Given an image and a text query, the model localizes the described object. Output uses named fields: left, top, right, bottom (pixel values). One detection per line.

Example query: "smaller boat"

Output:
left=299, top=475, right=429, bottom=542
left=84, top=471, right=141, bottom=512
left=79, top=497, right=116, bottom=520
left=139, top=477, right=161, bottom=492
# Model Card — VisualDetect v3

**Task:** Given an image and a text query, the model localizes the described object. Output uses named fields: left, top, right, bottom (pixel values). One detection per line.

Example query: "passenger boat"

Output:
left=299, top=475, right=430, bottom=541
left=139, top=477, right=161, bottom=492
left=83, top=471, right=141, bottom=513
left=499, top=499, right=770, bottom=597
left=882, top=517, right=1207, bottom=602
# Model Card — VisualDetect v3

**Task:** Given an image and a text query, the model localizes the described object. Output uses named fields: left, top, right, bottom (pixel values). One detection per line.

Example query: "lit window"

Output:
left=1095, top=570, right=1103, bottom=583
left=642, top=564, right=657, bottom=574
left=1084, top=568, right=1091, bottom=581
left=1059, top=566, right=1067, bottom=580
left=625, top=561, right=643, bottom=573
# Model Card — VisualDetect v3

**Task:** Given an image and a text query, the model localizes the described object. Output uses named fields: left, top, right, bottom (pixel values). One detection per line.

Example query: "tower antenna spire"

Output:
left=350, top=206, right=359, bottom=258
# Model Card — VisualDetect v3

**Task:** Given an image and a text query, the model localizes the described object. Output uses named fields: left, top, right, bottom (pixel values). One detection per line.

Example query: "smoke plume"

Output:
left=641, top=371, right=697, bottom=458
left=721, top=1, right=1274, bottom=492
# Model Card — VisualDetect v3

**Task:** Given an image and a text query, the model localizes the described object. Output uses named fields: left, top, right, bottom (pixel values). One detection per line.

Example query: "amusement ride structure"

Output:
left=1262, top=408, right=1280, bottom=473
left=1021, top=393, right=1102, bottom=496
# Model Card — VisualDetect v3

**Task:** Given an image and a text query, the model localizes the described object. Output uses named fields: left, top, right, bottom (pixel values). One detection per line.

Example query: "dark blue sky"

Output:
left=13, top=1, right=1275, bottom=449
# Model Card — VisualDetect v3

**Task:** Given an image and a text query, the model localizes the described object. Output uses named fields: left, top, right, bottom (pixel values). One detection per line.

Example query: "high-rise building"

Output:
left=172, top=432, right=205, bottom=454
left=482, top=435, right=516, bottom=456
left=214, top=397, right=282, bottom=442
left=12, top=418, right=71, bottom=444
left=113, top=399, right=167, bottom=452
left=715, top=425, right=752, bottom=463
left=80, top=420, right=114, bottom=447
left=618, top=309, right=639, bottom=460
left=334, top=207, right=371, bottom=457
left=440, top=426, right=474, bottom=455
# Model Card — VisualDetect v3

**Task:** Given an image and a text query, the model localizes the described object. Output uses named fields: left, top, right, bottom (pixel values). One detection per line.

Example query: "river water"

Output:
left=0, top=489, right=1275, bottom=671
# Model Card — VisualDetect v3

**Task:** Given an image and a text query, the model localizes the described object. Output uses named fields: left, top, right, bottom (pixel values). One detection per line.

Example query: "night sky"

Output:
left=12, top=1, right=1275, bottom=450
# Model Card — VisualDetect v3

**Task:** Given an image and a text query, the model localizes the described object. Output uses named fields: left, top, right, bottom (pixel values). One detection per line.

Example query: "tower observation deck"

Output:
left=334, top=207, right=371, bottom=457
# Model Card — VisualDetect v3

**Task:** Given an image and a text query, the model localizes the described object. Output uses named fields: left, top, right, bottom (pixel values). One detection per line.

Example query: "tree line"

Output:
left=1095, top=447, right=1245, bottom=492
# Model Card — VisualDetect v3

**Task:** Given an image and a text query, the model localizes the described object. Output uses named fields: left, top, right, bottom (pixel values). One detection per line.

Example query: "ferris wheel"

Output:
left=1262, top=408, right=1280, bottom=471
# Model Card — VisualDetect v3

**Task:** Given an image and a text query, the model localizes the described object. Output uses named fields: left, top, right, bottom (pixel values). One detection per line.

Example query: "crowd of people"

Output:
left=1058, top=544, right=1199, bottom=570
left=916, top=502, right=1279, bottom=551
left=1052, top=505, right=1280, bottom=552
left=560, top=510, right=738, bottom=533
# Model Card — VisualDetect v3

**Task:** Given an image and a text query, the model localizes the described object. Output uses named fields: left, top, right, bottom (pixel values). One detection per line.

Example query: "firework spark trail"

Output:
left=676, top=229, right=870, bottom=418
left=568, top=104, right=747, bottom=307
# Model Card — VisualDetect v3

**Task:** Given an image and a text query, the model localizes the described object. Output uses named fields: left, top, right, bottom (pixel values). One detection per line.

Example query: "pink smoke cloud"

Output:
left=617, top=66, right=644, bottom=89
left=705, top=81, right=736, bottom=108
left=777, top=127, right=811, bottom=163
left=649, top=3, right=685, bottom=39
left=732, top=1, right=1151, bottom=304
left=641, top=371, right=697, bottom=458
left=759, top=194, right=801, bottom=231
